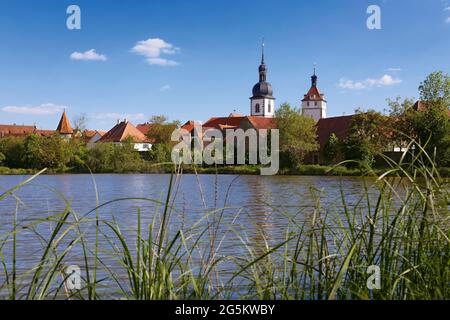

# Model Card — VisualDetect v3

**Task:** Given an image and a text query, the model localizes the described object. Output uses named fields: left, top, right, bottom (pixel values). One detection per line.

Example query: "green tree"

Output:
left=85, top=143, right=114, bottom=172
left=147, top=143, right=172, bottom=163
left=38, top=135, right=71, bottom=170
left=343, top=109, right=390, bottom=167
left=0, top=151, right=5, bottom=166
left=0, top=136, right=26, bottom=168
left=386, top=97, right=416, bottom=148
left=23, top=134, right=43, bottom=168
left=322, top=133, right=340, bottom=164
left=414, top=71, right=450, bottom=165
left=275, top=103, right=318, bottom=167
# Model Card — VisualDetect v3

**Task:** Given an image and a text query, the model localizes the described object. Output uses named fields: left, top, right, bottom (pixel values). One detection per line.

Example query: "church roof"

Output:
left=56, top=111, right=74, bottom=134
left=203, top=116, right=247, bottom=130
left=246, top=116, right=277, bottom=130
left=251, top=40, right=275, bottom=99
left=203, top=115, right=277, bottom=131
left=100, top=121, right=151, bottom=143
left=316, top=115, right=354, bottom=148
left=302, top=86, right=326, bottom=102
left=252, top=82, right=274, bottom=99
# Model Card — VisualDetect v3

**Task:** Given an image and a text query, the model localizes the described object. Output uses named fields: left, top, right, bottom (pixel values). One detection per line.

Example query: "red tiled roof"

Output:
left=316, top=115, right=354, bottom=147
left=0, top=124, right=56, bottom=137
left=247, top=116, right=277, bottom=130
left=0, top=124, right=36, bottom=137
left=56, top=111, right=73, bottom=134
left=100, top=121, right=151, bottom=143
left=181, top=120, right=202, bottom=133
left=136, top=123, right=154, bottom=135
left=302, top=86, right=326, bottom=102
left=203, top=116, right=277, bottom=131
left=203, top=116, right=247, bottom=130
left=36, top=130, right=56, bottom=136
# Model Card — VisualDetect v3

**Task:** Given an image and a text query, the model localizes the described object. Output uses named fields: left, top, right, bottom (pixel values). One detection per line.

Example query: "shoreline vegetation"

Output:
left=1, top=164, right=450, bottom=177
left=0, top=143, right=449, bottom=300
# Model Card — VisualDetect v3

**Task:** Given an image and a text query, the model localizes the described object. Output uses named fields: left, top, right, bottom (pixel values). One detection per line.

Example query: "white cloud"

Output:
left=445, top=6, right=450, bottom=11
left=160, top=85, right=171, bottom=92
left=131, top=38, right=179, bottom=66
left=2, top=103, right=67, bottom=115
left=339, top=74, right=402, bottom=90
left=70, top=49, right=108, bottom=61
left=446, top=16, right=450, bottom=23
left=91, top=112, right=145, bottom=121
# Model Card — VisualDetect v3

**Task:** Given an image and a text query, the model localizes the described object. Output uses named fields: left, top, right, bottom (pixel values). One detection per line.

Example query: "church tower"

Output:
left=301, top=67, right=326, bottom=122
left=250, top=41, right=275, bottom=117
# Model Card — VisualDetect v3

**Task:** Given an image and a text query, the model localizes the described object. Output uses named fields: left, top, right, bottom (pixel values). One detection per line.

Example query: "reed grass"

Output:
left=0, top=142, right=448, bottom=300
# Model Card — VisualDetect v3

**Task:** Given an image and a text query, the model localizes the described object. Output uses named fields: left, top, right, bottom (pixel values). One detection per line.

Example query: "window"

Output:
left=315, top=102, right=318, bottom=106
left=255, top=103, right=260, bottom=113
left=307, top=102, right=310, bottom=107
left=268, top=103, right=271, bottom=113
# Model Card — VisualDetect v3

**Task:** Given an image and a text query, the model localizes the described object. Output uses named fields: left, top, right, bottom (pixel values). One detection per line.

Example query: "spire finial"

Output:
left=311, top=63, right=318, bottom=87
left=261, top=37, right=265, bottom=64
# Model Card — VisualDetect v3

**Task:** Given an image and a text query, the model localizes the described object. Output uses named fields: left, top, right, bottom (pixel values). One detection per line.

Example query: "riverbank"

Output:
left=0, top=164, right=450, bottom=177
left=1, top=164, right=450, bottom=176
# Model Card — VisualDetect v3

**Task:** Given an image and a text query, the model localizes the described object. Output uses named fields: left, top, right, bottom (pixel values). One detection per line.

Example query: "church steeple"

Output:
left=311, top=64, right=318, bottom=87
left=301, top=64, right=327, bottom=122
left=258, top=39, right=267, bottom=82
left=250, top=39, right=275, bottom=118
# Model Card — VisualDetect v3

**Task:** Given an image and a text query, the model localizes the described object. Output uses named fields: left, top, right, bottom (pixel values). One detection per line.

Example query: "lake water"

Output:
left=0, top=174, right=379, bottom=297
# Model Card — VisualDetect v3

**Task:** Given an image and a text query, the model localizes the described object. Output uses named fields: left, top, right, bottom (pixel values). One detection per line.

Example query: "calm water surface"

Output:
left=0, top=174, right=378, bottom=295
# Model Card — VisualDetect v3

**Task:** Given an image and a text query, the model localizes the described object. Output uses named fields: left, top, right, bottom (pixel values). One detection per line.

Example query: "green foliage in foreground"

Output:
left=0, top=143, right=449, bottom=300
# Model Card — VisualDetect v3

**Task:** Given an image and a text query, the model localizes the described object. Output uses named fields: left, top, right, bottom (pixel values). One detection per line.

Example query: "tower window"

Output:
left=315, top=102, right=318, bottom=106
left=255, top=103, right=260, bottom=113
left=268, top=103, right=271, bottom=113
left=307, top=102, right=310, bottom=107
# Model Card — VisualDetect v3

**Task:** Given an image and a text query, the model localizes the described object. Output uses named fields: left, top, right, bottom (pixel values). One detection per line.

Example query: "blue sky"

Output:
left=0, top=0, right=449, bottom=130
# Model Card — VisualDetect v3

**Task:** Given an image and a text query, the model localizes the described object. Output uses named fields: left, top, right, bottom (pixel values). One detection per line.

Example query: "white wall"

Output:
left=250, top=98, right=275, bottom=117
left=301, top=100, right=327, bottom=122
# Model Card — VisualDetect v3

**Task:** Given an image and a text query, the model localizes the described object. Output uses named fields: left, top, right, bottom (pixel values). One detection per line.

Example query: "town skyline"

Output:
left=1, top=0, right=450, bottom=130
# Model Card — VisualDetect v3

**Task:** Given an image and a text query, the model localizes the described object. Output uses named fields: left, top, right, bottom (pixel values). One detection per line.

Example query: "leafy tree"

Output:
left=386, top=97, right=416, bottom=148
left=0, top=136, right=26, bottom=168
left=147, top=115, right=180, bottom=145
left=322, top=133, right=340, bottom=164
left=38, top=135, right=71, bottom=170
left=23, top=134, right=44, bottom=168
left=343, top=109, right=390, bottom=167
left=0, top=151, right=5, bottom=166
left=85, top=140, right=143, bottom=173
left=275, top=103, right=318, bottom=167
left=85, top=143, right=114, bottom=172
left=419, top=71, right=450, bottom=106
left=110, top=140, right=143, bottom=173
left=414, top=71, right=450, bottom=165
left=147, top=143, right=172, bottom=163
left=149, top=115, right=168, bottom=125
